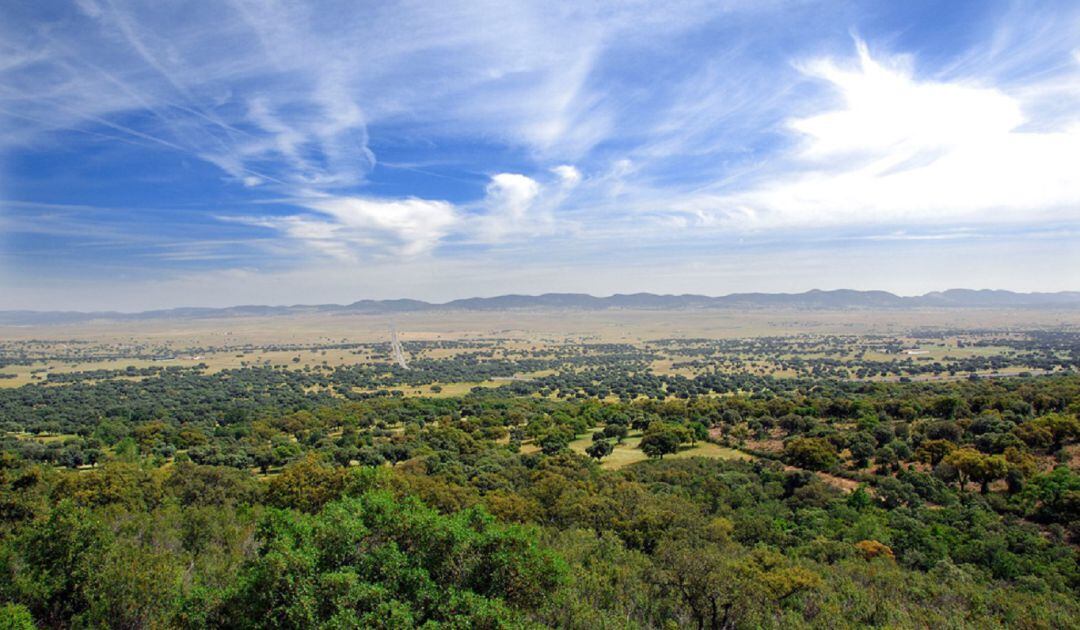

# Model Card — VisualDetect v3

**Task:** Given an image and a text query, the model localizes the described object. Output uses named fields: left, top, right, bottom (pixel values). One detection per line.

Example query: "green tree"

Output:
left=222, top=492, right=562, bottom=627
left=585, top=440, right=614, bottom=461
left=1016, top=414, right=1080, bottom=452
left=539, top=430, right=572, bottom=456
left=943, top=447, right=985, bottom=493
left=654, top=543, right=819, bottom=629
left=847, top=431, right=877, bottom=468
left=266, top=455, right=385, bottom=513
left=1002, top=446, right=1037, bottom=494
left=5, top=501, right=108, bottom=626
left=916, top=439, right=956, bottom=467
left=972, top=454, right=1009, bottom=494
left=602, top=423, right=629, bottom=443
left=783, top=437, right=838, bottom=471
left=640, top=423, right=684, bottom=460
left=1018, top=466, right=1080, bottom=525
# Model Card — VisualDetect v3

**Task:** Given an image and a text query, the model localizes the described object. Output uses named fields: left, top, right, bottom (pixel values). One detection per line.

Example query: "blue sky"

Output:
left=1, top=0, right=1079, bottom=310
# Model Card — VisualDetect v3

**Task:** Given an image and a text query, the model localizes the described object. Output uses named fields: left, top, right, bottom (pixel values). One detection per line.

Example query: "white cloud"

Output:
left=73, top=0, right=103, bottom=19
left=241, top=164, right=584, bottom=256
left=552, top=164, right=582, bottom=187
left=472, top=165, right=586, bottom=242
left=663, top=40, right=1080, bottom=231
left=475, top=173, right=543, bottom=241
left=792, top=41, right=1022, bottom=161
left=488, top=174, right=541, bottom=217
left=233, top=195, right=460, bottom=260
left=304, top=196, right=459, bottom=256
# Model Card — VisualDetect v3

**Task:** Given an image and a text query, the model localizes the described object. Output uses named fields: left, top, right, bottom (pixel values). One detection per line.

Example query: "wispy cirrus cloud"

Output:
left=2, top=1, right=1080, bottom=308
left=2, top=1, right=700, bottom=186
left=0, top=0, right=711, bottom=261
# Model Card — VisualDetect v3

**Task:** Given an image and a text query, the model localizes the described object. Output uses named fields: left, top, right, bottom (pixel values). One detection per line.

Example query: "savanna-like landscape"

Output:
left=2, top=296, right=1079, bottom=628
left=4, top=1, right=1080, bottom=628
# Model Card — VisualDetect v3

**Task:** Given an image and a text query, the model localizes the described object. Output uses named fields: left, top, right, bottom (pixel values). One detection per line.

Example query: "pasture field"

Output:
left=3, top=308, right=1078, bottom=389
left=566, top=427, right=754, bottom=469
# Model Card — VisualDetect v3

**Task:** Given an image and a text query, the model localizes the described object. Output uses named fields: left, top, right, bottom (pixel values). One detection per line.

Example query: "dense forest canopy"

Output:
left=0, top=329, right=1078, bottom=629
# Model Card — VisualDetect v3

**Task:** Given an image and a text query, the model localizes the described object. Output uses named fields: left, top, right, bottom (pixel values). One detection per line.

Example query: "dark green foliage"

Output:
left=0, top=603, right=34, bottom=630
left=847, top=431, right=877, bottom=467
left=585, top=439, right=614, bottom=460
left=1, top=367, right=1079, bottom=628
left=783, top=437, right=838, bottom=471
left=220, top=492, right=562, bottom=628
left=538, top=430, right=572, bottom=456
left=640, top=422, right=687, bottom=459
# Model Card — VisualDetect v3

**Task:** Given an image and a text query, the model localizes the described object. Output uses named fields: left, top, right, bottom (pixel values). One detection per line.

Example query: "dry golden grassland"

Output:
left=2, top=308, right=1078, bottom=388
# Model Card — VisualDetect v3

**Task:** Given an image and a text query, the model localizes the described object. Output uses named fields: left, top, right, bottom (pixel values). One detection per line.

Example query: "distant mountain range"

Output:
left=3, top=289, right=1080, bottom=325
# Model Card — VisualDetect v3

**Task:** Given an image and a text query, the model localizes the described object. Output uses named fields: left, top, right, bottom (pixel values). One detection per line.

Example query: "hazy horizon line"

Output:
left=4, top=287, right=1080, bottom=317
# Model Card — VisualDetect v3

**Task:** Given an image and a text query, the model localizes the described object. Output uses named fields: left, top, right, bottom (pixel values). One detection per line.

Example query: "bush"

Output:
left=783, top=437, right=838, bottom=471
left=0, top=603, right=35, bottom=630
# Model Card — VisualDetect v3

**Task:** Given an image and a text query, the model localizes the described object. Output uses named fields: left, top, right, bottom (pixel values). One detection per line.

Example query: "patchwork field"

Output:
left=3, top=308, right=1078, bottom=390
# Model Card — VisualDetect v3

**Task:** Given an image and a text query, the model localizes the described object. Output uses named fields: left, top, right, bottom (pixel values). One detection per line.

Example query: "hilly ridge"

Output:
left=2, top=288, right=1080, bottom=326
